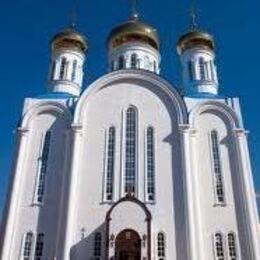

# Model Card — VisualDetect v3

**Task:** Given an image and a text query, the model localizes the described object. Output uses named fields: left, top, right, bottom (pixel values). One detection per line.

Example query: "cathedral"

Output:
left=0, top=6, right=260, bottom=260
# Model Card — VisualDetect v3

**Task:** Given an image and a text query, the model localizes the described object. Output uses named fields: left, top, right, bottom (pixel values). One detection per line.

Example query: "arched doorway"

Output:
left=115, top=229, right=141, bottom=260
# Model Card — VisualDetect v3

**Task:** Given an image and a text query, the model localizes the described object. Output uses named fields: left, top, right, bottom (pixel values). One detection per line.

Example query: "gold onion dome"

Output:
left=107, top=14, right=160, bottom=50
left=51, top=26, right=88, bottom=53
left=177, top=29, right=215, bottom=55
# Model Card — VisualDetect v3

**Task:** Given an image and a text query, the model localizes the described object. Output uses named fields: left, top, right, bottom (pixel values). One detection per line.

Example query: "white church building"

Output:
left=0, top=8, right=260, bottom=260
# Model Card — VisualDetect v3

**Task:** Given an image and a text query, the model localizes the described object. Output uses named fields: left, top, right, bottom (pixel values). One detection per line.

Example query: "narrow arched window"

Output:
left=118, top=56, right=125, bottom=69
left=124, top=107, right=137, bottom=194
left=214, top=233, right=225, bottom=260
left=22, top=232, right=33, bottom=260
left=60, top=57, right=67, bottom=79
left=228, top=233, right=237, bottom=260
left=50, top=61, right=56, bottom=80
left=211, top=130, right=225, bottom=204
left=157, top=232, right=166, bottom=260
left=131, top=53, right=138, bottom=68
left=188, top=60, right=194, bottom=81
left=36, top=131, right=51, bottom=203
left=146, top=127, right=155, bottom=201
left=105, top=127, right=115, bottom=201
left=71, top=60, right=77, bottom=81
left=94, top=232, right=102, bottom=259
left=199, top=57, right=206, bottom=80
left=210, top=61, right=215, bottom=81
left=35, top=233, right=44, bottom=260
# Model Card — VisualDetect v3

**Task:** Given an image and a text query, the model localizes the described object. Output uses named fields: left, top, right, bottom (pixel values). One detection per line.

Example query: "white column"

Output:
left=179, top=124, right=204, bottom=260
left=62, top=124, right=83, bottom=260
left=0, top=127, right=29, bottom=260
left=233, top=129, right=260, bottom=260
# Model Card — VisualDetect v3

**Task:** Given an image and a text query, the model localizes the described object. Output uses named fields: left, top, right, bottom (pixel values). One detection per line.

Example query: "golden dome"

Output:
left=51, top=27, right=88, bottom=53
left=177, top=30, right=215, bottom=55
left=107, top=16, right=160, bottom=50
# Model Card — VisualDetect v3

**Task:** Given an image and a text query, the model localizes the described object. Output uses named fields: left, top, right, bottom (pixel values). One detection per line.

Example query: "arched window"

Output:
left=157, top=232, right=166, bottom=260
left=118, top=56, right=125, bottom=69
left=146, top=127, right=155, bottom=201
left=22, top=232, right=33, bottom=260
left=94, top=232, right=102, bottom=259
left=214, top=233, right=225, bottom=260
left=211, top=130, right=225, bottom=204
left=124, top=107, right=137, bottom=194
left=59, top=57, right=67, bottom=79
left=35, top=233, right=44, bottom=260
left=188, top=60, right=194, bottom=81
left=36, top=131, right=51, bottom=203
left=105, top=127, right=116, bottom=201
left=131, top=53, right=138, bottom=68
left=50, top=61, right=56, bottom=80
left=153, top=61, right=157, bottom=72
left=199, top=57, right=206, bottom=80
left=71, top=60, right=77, bottom=81
left=210, top=61, right=215, bottom=81
left=227, top=232, right=237, bottom=260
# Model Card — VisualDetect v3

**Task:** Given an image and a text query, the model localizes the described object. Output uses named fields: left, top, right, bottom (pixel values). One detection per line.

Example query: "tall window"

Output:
left=199, top=57, right=206, bottom=80
left=146, top=127, right=155, bottom=201
left=214, top=233, right=225, bottom=260
left=59, top=57, right=67, bottom=79
left=36, top=131, right=51, bottom=203
left=227, top=233, right=237, bottom=260
left=124, top=107, right=137, bottom=194
left=211, top=130, right=225, bottom=204
left=35, top=233, right=44, bottom=260
left=71, top=60, right=77, bottom=81
left=94, top=232, right=102, bottom=259
left=210, top=61, right=215, bottom=81
left=50, top=61, right=56, bottom=80
left=118, top=56, right=125, bottom=69
left=157, top=232, right=166, bottom=260
left=105, top=127, right=115, bottom=201
left=188, top=60, right=194, bottom=81
left=131, top=53, right=138, bottom=68
left=22, top=232, right=33, bottom=260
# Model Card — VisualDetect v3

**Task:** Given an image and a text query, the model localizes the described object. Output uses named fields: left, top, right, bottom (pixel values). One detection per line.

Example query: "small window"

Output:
left=50, top=61, right=56, bottom=80
left=211, top=130, right=225, bottom=204
left=199, top=57, right=206, bottom=81
left=157, top=232, right=166, bottom=260
left=59, top=57, right=67, bottom=79
left=105, top=127, right=116, bottom=201
left=35, top=233, right=44, bottom=260
left=210, top=61, right=215, bottom=81
left=71, top=60, right=77, bottom=81
left=36, top=131, right=51, bottom=203
left=22, top=232, right=33, bottom=260
left=214, top=233, right=225, bottom=260
left=124, top=107, right=137, bottom=194
left=131, top=53, right=138, bottom=68
left=227, top=233, right=237, bottom=260
left=94, top=232, right=102, bottom=259
left=146, top=127, right=155, bottom=202
left=188, top=60, right=194, bottom=81
left=118, top=56, right=125, bottom=69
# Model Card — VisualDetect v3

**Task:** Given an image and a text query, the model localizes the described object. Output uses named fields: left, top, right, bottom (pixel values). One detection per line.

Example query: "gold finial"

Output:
left=189, top=5, right=199, bottom=31
left=130, top=0, right=139, bottom=20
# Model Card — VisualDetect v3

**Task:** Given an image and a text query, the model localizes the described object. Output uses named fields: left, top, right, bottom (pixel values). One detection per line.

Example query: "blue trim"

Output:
left=36, top=92, right=77, bottom=99
left=185, top=92, right=225, bottom=99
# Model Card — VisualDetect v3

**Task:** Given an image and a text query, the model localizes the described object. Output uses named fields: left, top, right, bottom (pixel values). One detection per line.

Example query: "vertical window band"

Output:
left=71, top=60, right=77, bottom=81
left=228, top=232, right=237, bottom=260
left=214, top=233, right=224, bottom=260
left=199, top=57, right=206, bottom=81
left=94, top=232, right=102, bottom=259
left=124, top=107, right=137, bottom=194
left=36, top=131, right=51, bottom=203
left=60, top=57, right=67, bottom=79
left=131, top=53, right=138, bottom=68
left=35, top=233, right=44, bottom=260
left=211, top=130, right=225, bottom=204
left=188, top=60, right=194, bottom=81
left=22, top=232, right=33, bottom=260
left=157, top=232, right=166, bottom=260
left=146, top=127, right=155, bottom=201
left=105, top=127, right=115, bottom=201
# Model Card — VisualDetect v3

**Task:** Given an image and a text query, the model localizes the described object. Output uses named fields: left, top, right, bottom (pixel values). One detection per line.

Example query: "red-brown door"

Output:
left=115, top=229, right=141, bottom=260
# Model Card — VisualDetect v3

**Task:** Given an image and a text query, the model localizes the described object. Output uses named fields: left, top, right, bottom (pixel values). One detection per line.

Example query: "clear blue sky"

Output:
left=0, top=0, right=259, bottom=216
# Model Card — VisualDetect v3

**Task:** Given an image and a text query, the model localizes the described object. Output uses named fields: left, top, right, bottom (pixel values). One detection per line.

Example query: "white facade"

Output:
left=0, top=16, right=260, bottom=260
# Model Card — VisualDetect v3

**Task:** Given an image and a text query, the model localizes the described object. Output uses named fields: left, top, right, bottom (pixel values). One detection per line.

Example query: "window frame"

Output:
left=227, top=232, right=239, bottom=260
left=213, top=232, right=225, bottom=260
left=20, top=231, right=34, bottom=260
left=157, top=231, right=166, bottom=260
left=93, top=232, right=102, bottom=259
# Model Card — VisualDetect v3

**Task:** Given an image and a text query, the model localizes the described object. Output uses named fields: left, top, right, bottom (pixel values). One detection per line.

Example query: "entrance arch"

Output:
left=115, top=229, right=141, bottom=260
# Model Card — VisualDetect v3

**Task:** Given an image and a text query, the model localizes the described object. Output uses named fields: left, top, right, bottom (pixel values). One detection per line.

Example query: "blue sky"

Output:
left=0, top=0, right=259, bottom=215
